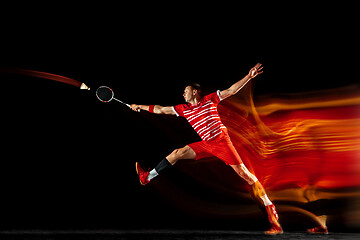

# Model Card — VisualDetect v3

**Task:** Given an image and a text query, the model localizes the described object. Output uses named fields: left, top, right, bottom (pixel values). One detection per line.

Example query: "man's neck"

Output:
left=189, top=96, right=201, bottom=106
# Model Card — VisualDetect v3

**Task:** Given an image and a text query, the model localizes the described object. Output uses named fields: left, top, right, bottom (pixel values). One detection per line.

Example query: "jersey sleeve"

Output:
left=204, top=90, right=223, bottom=105
left=172, top=104, right=186, bottom=117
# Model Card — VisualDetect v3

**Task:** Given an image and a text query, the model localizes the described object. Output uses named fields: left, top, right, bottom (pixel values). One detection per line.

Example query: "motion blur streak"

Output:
left=219, top=85, right=360, bottom=190
left=0, top=68, right=82, bottom=87
left=155, top=84, right=360, bottom=229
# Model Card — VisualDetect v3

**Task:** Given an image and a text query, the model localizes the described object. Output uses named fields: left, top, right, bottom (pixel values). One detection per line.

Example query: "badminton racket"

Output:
left=96, top=86, right=139, bottom=111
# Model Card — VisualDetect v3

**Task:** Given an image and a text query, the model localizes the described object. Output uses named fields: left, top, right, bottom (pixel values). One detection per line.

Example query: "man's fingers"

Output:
left=130, top=105, right=138, bottom=111
left=255, top=63, right=262, bottom=68
left=253, top=63, right=263, bottom=76
left=130, top=104, right=139, bottom=111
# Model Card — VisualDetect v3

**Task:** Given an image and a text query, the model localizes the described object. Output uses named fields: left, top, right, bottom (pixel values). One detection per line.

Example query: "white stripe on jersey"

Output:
left=183, top=101, right=212, bottom=115
left=185, top=105, right=216, bottom=117
left=187, top=107, right=217, bottom=122
left=205, top=131, right=222, bottom=141
left=192, top=115, right=221, bottom=129
left=197, top=120, right=222, bottom=135
left=203, top=126, right=226, bottom=141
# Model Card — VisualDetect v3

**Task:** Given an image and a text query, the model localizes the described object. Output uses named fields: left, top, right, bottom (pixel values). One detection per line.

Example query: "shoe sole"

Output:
left=264, top=225, right=283, bottom=235
left=306, top=227, right=328, bottom=234
left=264, top=230, right=284, bottom=235
left=307, top=230, right=329, bottom=235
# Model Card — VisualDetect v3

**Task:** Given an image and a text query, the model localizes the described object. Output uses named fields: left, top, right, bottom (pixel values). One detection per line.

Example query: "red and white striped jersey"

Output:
left=172, top=90, right=227, bottom=141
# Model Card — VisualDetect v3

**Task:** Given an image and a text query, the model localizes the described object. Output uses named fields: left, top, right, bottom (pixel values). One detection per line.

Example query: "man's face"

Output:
left=183, top=86, right=195, bottom=103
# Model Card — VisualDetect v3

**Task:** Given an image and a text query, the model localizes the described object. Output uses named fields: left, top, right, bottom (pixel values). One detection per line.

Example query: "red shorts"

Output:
left=188, top=129, right=243, bottom=165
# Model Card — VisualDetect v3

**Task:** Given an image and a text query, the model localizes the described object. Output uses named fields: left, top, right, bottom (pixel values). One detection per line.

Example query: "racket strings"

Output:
left=96, top=86, right=135, bottom=110
left=96, top=86, right=114, bottom=102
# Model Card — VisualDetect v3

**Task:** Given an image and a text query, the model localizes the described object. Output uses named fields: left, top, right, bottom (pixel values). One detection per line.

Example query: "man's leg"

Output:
left=136, top=145, right=196, bottom=185
left=230, top=164, right=283, bottom=235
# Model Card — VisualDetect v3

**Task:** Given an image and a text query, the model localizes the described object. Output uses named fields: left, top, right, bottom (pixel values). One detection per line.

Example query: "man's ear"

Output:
left=193, top=89, right=197, bottom=95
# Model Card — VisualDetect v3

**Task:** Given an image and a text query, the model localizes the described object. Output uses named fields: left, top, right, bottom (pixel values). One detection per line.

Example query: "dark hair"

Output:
left=186, top=82, right=202, bottom=96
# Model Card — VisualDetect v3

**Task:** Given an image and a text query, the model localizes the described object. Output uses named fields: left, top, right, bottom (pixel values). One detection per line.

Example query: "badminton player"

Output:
left=130, top=63, right=283, bottom=235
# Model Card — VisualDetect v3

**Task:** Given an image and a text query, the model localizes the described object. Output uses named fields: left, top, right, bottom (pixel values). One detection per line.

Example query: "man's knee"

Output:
left=232, top=164, right=246, bottom=175
left=172, top=147, right=189, bottom=159
left=231, top=164, right=258, bottom=185
left=168, top=149, right=182, bottom=164
left=169, top=146, right=195, bottom=164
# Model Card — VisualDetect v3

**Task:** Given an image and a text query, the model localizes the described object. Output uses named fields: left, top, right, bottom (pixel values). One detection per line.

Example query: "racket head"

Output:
left=96, top=86, right=114, bottom=103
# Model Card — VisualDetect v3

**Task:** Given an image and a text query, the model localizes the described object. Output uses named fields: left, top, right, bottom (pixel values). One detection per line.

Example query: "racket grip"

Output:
left=126, top=104, right=140, bottom=112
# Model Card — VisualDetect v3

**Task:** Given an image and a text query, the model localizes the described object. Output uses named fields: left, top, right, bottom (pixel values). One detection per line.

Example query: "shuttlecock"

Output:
left=80, top=83, right=90, bottom=90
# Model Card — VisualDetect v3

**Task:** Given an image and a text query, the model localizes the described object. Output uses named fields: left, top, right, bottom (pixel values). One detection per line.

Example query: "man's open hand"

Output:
left=248, top=63, right=263, bottom=79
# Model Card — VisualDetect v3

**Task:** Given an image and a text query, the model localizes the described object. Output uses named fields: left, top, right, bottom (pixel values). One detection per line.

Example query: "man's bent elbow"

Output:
left=154, top=105, right=173, bottom=115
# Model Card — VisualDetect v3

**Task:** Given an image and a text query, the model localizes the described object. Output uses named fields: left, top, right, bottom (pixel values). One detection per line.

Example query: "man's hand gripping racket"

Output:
left=129, top=104, right=142, bottom=112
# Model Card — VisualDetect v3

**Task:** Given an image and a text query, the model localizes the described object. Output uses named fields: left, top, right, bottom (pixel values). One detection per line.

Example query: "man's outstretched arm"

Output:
left=220, top=63, right=263, bottom=100
left=130, top=104, right=175, bottom=115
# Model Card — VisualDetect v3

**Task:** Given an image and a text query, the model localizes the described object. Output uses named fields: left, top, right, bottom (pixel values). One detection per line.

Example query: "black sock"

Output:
left=155, top=158, right=172, bottom=174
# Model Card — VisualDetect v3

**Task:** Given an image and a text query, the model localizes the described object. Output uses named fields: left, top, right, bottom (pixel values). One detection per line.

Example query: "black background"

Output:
left=1, top=3, right=359, bottom=231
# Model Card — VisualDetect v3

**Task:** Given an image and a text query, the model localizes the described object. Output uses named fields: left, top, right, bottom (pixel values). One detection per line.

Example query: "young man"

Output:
left=130, top=63, right=283, bottom=235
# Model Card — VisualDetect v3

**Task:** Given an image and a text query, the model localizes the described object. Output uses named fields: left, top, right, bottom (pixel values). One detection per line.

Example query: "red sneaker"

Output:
left=307, top=226, right=328, bottom=234
left=264, top=204, right=283, bottom=235
left=135, top=162, right=150, bottom=186
left=265, top=224, right=283, bottom=235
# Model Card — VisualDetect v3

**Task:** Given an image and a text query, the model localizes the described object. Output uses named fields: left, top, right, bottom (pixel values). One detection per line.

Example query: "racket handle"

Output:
left=123, top=103, right=140, bottom=112
left=113, top=98, right=139, bottom=111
